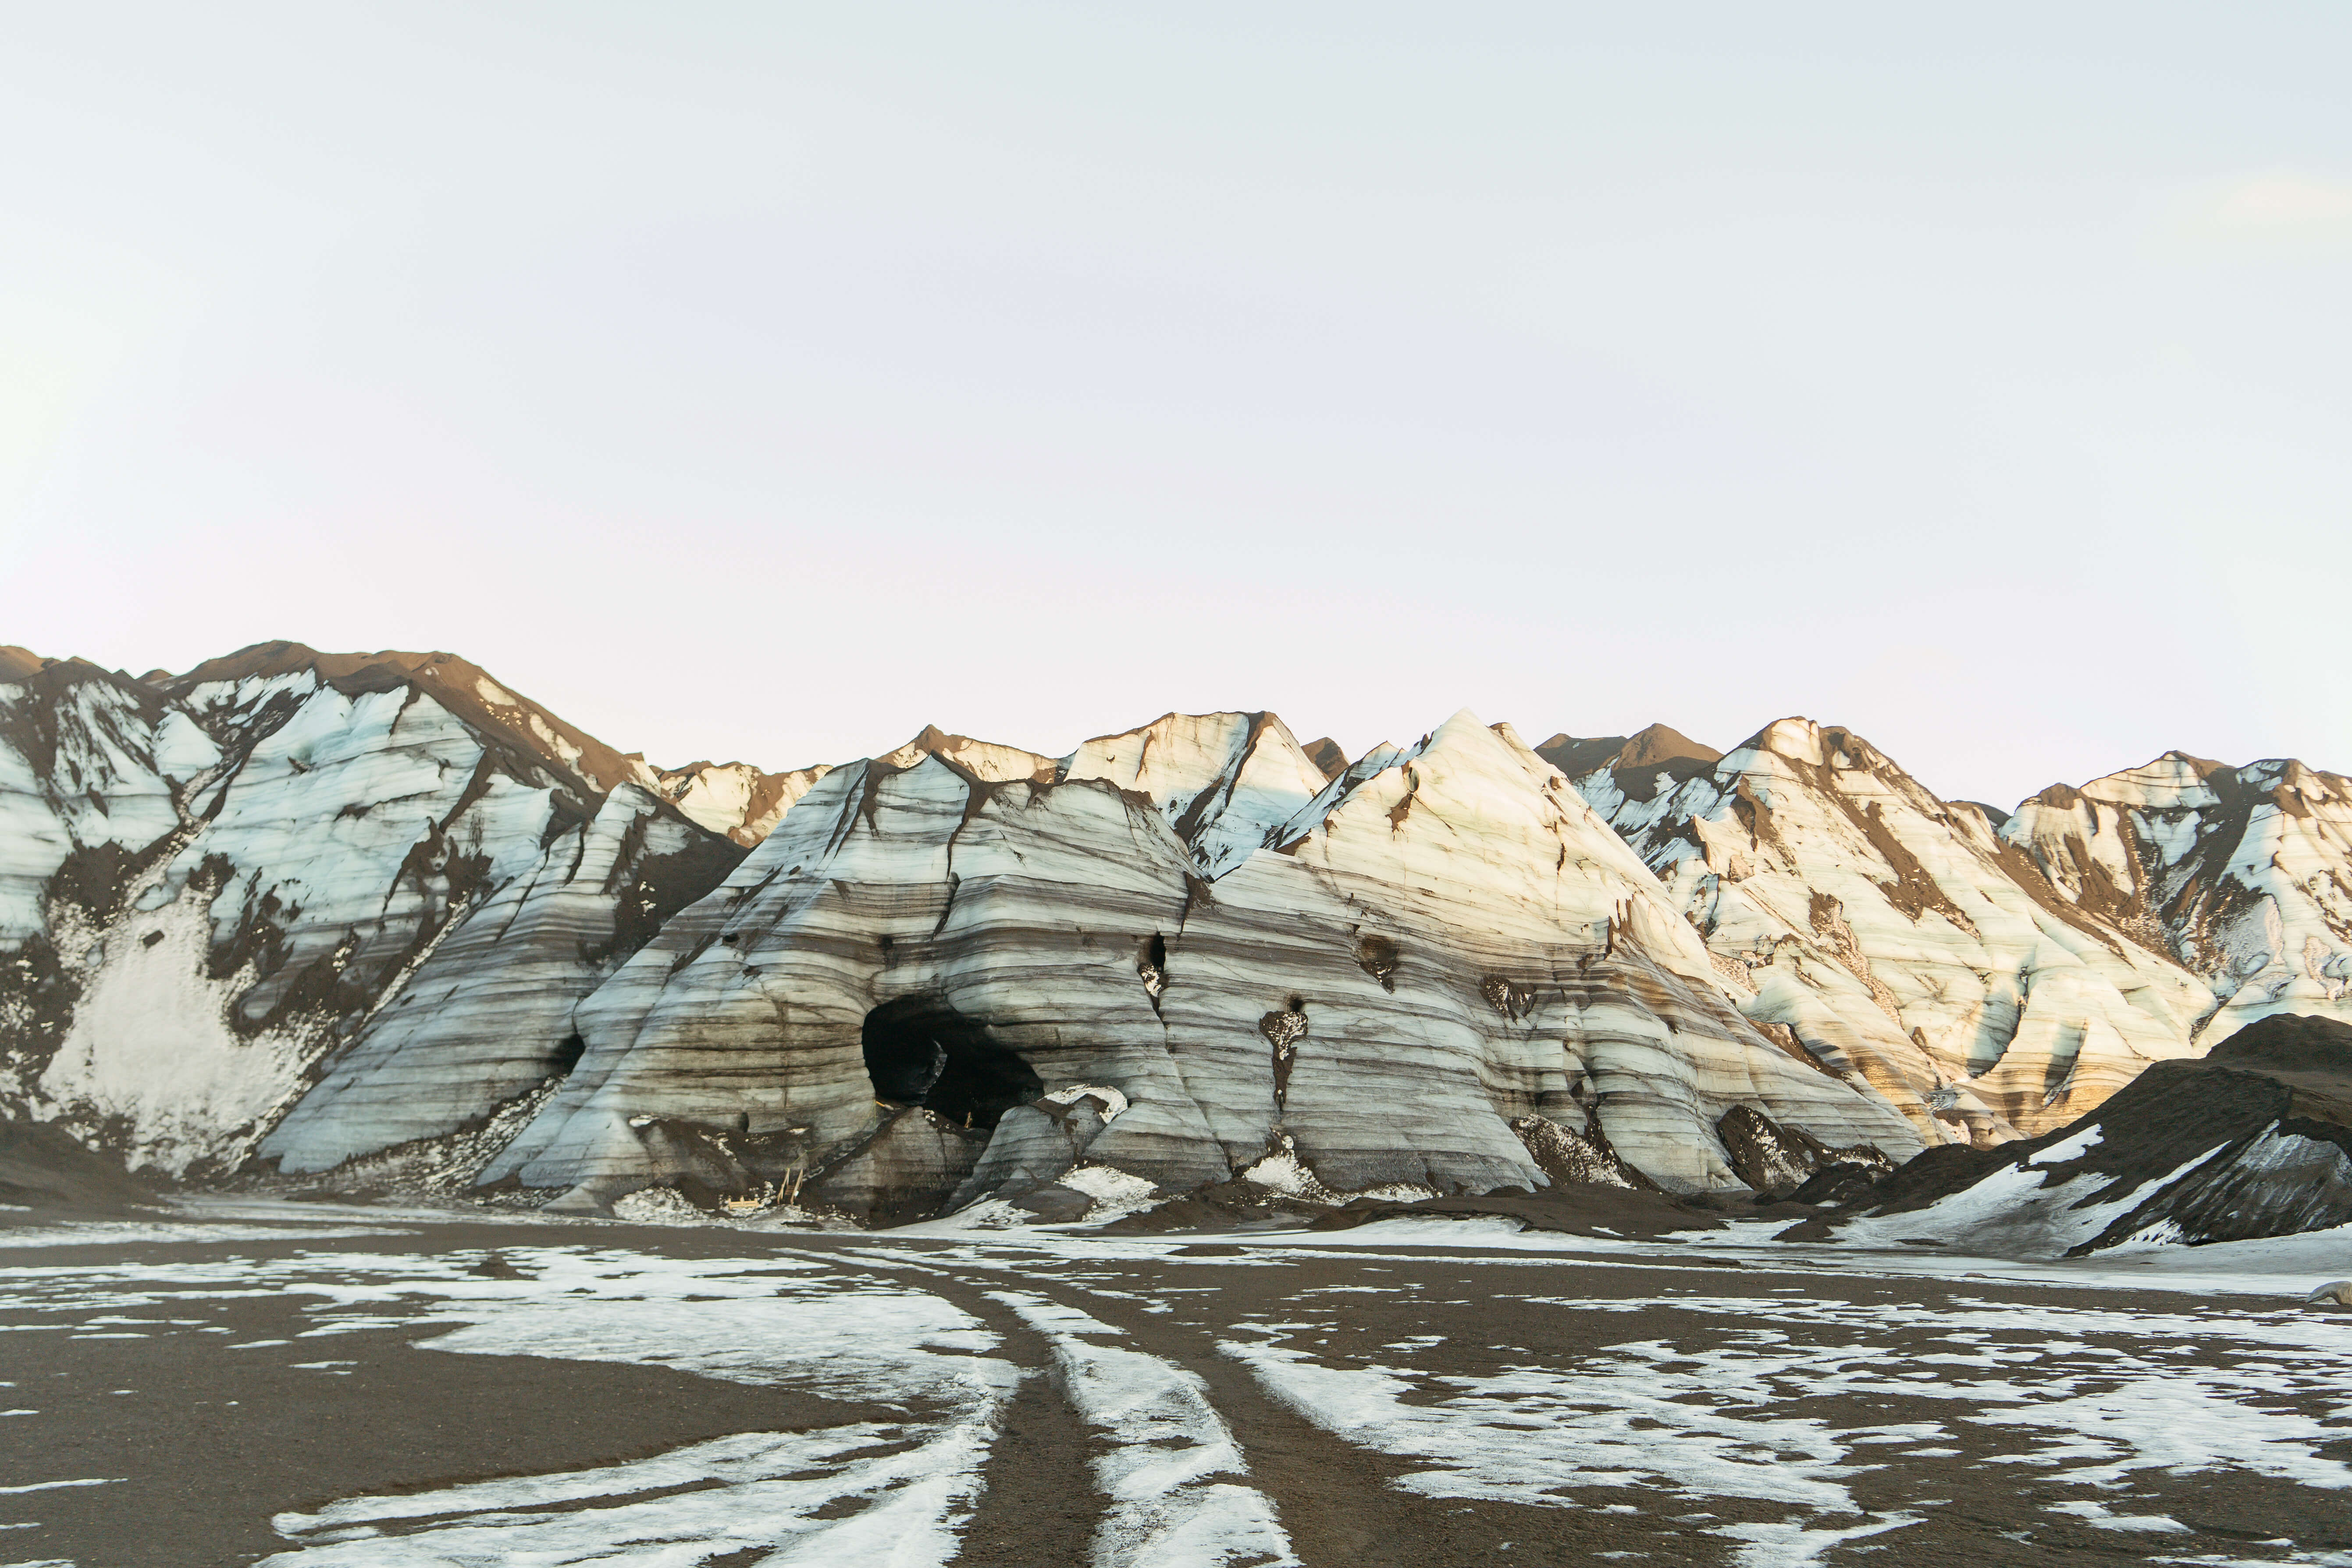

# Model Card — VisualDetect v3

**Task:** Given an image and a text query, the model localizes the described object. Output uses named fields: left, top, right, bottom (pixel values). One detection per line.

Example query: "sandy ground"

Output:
left=1, top=1202, right=2348, bottom=1567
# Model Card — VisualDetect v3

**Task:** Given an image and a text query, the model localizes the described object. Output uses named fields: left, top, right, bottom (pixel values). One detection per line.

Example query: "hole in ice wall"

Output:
left=1139, top=933, right=1168, bottom=1012
left=1357, top=934, right=1398, bottom=992
left=1260, top=998, right=1309, bottom=1109
left=861, top=994, right=1042, bottom=1131
left=551, top=1031, right=587, bottom=1075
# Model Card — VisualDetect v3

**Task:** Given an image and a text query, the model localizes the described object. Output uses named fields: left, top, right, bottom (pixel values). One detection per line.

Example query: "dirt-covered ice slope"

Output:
left=2003, top=752, right=2352, bottom=1045
left=0, top=644, right=744, bottom=1178
left=1569, top=718, right=2214, bottom=1145
left=492, top=711, right=1920, bottom=1216
left=21, top=642, right=2343, bottom=1233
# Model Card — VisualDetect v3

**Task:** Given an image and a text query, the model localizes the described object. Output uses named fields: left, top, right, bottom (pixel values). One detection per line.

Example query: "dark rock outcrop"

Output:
left=1715, top=1103, right=1889, bottom=1198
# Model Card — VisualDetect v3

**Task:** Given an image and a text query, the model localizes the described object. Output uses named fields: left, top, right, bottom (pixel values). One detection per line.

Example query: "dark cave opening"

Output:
left=552, top=1031, right=587, bottom=1075
left=861, top=994, right=1042, bottom=1131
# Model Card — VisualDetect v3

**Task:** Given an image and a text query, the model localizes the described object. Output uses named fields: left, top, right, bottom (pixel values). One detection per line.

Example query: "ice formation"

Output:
left=0, top=644, right=743, bottom=1176
left=2001, top=751, right=2352, bottom=1043
left=8, top=636, right=2352, bottom=1235
left=486, top=708, right=1920, bottom=1213
left=1567, top=720, right=2216, bottom=1140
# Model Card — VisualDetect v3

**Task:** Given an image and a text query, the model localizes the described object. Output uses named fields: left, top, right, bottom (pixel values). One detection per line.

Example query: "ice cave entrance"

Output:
left=860, top=994, right=1042, bottom=1131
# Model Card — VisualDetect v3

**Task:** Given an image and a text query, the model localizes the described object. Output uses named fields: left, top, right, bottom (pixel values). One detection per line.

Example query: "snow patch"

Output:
left=994, top=1293, right=1298, bottom=1568
left=265, top=1424, right=993, bottom=1566
left=1057, top=1165, right=1161, bottom=1224
left=2047, top=1498, right=2189, bottom=1533
left=1238, top=1138, right=1331, bottom=1202
left=5, top=1243, right=1017, bottom=1565
left=2028, top=1125, right=2105, bottom=1165
left=1224, top=1285, right=2352, bottom=1560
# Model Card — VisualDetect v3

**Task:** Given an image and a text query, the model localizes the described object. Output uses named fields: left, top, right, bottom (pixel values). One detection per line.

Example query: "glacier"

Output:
left=7, top=638, right=2352, bottom=1232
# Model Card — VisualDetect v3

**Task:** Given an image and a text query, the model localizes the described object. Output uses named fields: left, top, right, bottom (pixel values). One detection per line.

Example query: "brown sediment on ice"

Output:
left=1537, top=723, right=1723, bottom=803
left=168, top=641, right=652, bottom=797
left=1562, top=712, right=2228, bottom=1143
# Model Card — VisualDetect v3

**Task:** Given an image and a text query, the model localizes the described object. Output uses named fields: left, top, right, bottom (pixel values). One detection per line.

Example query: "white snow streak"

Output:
left=993, top=1292, right=1297, bottom=1568
left=0, top=1244, right=1014, bottom=1567
left=265, top=1425, right=993, bottom=1567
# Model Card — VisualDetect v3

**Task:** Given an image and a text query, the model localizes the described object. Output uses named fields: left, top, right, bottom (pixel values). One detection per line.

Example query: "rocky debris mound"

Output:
left=0, top=1116, right=156, bottom=1217
left=1713, top=1104, right=1890, bottom=1198
left=1298, top=737, right=1348, bottom=781
left=1536, top=724, right=1722, bottom=787
left=1785, top=1012, right=2352, bottom=1257
left=1783, top=1160, right=1883, bottom=1208
left=1510, top=1114, right=1650, bottom=1190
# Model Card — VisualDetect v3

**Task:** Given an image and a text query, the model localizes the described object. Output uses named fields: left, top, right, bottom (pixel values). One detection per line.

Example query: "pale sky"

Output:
left=4, top=4, right=2347, bottom=807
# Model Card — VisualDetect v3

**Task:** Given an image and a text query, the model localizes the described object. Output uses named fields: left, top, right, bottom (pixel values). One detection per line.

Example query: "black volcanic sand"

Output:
left=1, top=1211, right=2347, bottom=1567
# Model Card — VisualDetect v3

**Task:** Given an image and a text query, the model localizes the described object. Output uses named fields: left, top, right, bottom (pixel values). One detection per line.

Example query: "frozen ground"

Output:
left=0, top=1202, right=2347, bottom=1566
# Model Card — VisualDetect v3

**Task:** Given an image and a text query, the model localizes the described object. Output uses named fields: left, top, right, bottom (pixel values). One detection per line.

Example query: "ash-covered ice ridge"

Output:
left=485, top=707, right=1920, bottom=1220
left=0, top=643, right=744, bottom=1180
left=8, top=640, right=2352, bottom=1244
